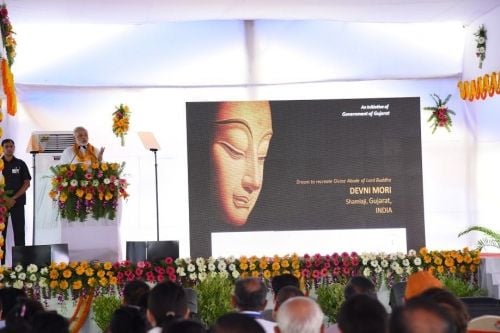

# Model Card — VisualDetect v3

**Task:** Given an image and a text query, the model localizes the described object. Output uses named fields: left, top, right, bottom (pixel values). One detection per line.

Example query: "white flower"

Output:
left=218, top=271, right=229, bottom=279
left=103, top=178, right=111, bottom=184
left=198, top=272, right=207, bottom=281
left=232, top=270, right=240, bottom=279
left=0, top=274, right=4, bottom=281
left=61, top=181, right=68, bottom=187
left=29, top=274, right=37, bottom=282
left=402, top=259, right=410, bottom=267
left=228, top=263, right=236, bottom=271
left=217, top=261, right=227, bottom=271
left=176, top=267, right=186, bottom=277
left=196, top=257, right=205, bottom=266
left=413, top=257, right=422, bottom=266
left=187, top=264, right=196, bottom=272
left=380, top=260, right=389, bottom=268
left=70, top=179, right=78, bottom=187
left=374, top=266, right=383, bottom=274
left=362, top=258, right=369, bottom=265
left=207, top=257, right=216, bottom=265
left=397, top=252, right=406, bottom=260
left=478, top=47, right=485, bottom=53
left=10, top=272, right=16, bottom=279
left=405, top=267, right=413, bottom=275
left=209, top=272, right=218, bottom=278
left=363, top=267, right=372, bottom=277
left=395, top=266, right=404, bottom=275
left=189, top=273, right=197, bottom=281
left=13, top=280, right=24, bottom=289
left=40, top=267, right=49, bottom=275
left=25, top=282, right=33, bottom=289
left=80, top=180, right=89, bottom=186
left=197, top=264, right=207, bottom=272
left=408, top=249, right=417, bottom=256
left=92, top=180, right=100, bottom=187
left=18, top=273, right=26, bottom=281
left=227, top=256, right=235, bottom=264
left=39, top=277, right=48, bottom=288
left=174, top=258, right=183, bottom=266
left=389, top=253, right=398, bottom=261
left=477, top=37, right=486, bottom=44
left=208, top=263, right=216, bottom=272
left=14, top=265, right=23, bottom=272
left=27, top=264, right=38, bottom=273
left=370, top=260, right=379, bottom=268
left=390, top=262, right=400, bottom=270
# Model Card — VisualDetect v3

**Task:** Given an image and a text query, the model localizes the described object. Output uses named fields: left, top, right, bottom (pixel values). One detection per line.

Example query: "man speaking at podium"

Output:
left=60, top=126, right=105, bottom=164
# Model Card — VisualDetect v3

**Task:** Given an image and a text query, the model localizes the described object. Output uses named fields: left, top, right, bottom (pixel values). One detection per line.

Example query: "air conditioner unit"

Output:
left=28, top=131, right=74, bottom=154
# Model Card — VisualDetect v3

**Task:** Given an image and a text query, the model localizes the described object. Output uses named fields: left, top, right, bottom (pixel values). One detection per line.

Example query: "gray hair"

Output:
left=276, top=296, right=324, bottom=333
left=73, top=126, right=88, bottom=135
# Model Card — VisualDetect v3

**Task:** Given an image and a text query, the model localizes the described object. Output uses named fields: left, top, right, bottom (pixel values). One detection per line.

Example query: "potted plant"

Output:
left=92, top=295, right=121, bottom=333
left=315, top=282, right=345, bottom=324
left=195, top=275, right=233, bottom=327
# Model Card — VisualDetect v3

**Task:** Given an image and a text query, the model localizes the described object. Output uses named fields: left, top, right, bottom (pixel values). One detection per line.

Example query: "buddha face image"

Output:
left=211, top=101, right=273, bottom=226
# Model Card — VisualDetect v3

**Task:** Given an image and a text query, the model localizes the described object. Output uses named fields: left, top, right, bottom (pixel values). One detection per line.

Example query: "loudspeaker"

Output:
left=126, top=241, right=179, bottom=263
left=12, top=244, right=69, bottom=267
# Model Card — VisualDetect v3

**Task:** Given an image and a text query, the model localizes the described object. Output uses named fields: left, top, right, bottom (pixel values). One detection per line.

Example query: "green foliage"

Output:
left=458, top=226, right=500, bottom=250
left=439, top=275, right=487, bottom=297
left=315, top=283, right=345, bottom=324
left=92, top=295, right=122, bottom=333
left=195, top=275, right=234, bottom=327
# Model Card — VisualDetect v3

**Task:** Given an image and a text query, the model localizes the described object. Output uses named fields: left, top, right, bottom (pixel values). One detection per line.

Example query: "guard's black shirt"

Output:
left=2, top=156, right=31, bottom=205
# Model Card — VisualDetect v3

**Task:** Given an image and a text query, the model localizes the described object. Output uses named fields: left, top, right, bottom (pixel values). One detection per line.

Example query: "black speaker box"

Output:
left=12, top=244, right=69, bottom=266
left=126, top=241, right=179, bottom=263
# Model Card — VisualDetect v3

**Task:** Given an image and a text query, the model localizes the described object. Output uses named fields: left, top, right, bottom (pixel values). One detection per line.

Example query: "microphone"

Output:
left=69, top=145, right=86, bottom=164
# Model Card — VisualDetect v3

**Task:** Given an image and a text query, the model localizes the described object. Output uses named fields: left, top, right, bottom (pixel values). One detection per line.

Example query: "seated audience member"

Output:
left=272, top=286, right=304, bottom=320
left=232, top=278, right=275, bottom=333
left=147, top=281, right=190, bottom=333
left=275, top=296, right=325, bottom=333
left=110, top=306, right=148, bottom=333
left=0, top=288, right=28, bottom=329
left=419, top=288, right=470, bottom=333
left=31, top=311, right=69, bottom=333
left=162, top=319, right=206, bottom=333
left=404, top=270, right=443, bottom=300
left=390, top=296, right=457, bottom=333
left=1, top=298, right=45, bottom=333
left=212, top=312, right=265, bottom=333
left=262, top=274, right=300, bottom=321
left=337, top=294, right=388, bottom=333
left=123, top=280, right=150, bottom=310
left=326, top=276, right=377, bottom=333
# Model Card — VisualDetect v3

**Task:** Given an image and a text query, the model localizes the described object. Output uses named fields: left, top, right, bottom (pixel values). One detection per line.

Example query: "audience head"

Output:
left=271, top=274, right=300, bottom=296
left=275, top=296, right=324, bottom=333
left=110, top=306, right=148, bottom=333
left=147, top=281, right=188, bottom=328
left=344, top=276, right=377, bottom=300
left=419, top=288, right=470, bottom=333
left=123, top=280, right=150, bottom=309
left=232, top=278, right=268, bottom=312
left=404, top=270, right=442, bottom=300
left=0, top=287, right=28, bottom=320
left=4, top=297, right=45, bottom=332
left=273, top=286, right=304, bottom=320
left=390, top=296, right=457, bottom=333
left=32, top=311, right=69, bottom=333
left=163, top=319, right=206, bottom=333
left=212, top=312, right=265, bottom=333
left=337, top=294, right=388, bottom=333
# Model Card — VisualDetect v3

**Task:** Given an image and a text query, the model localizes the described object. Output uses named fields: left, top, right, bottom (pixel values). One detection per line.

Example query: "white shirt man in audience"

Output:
left=275, top=296, right=325, bottom=333
left=232, top=278, right=276, bottom=333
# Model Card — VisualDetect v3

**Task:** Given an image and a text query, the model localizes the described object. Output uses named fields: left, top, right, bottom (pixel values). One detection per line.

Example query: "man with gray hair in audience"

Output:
left=275, top=296, right=325, bottom=333
left=232, top=277, right=276, bottom=333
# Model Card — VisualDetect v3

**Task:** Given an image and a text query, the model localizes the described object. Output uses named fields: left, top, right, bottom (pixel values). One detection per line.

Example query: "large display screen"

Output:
left=186, top=98, right=424, bottom=257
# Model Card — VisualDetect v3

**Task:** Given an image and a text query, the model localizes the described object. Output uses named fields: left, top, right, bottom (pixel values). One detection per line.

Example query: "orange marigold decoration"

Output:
left=112, top=104, right=130, bottom=146
left=0, top=4, right=17, bottom=116
left=1, top=58, right=16, bottom=116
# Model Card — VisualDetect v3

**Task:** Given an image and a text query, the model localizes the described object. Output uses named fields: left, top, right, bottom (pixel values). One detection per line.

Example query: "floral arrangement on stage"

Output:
left=474, top=25, right=487, bottom=69
left=0, top=177, right=7, bottom=260
left=0, top=4, right=17, bottom=116
left=112, top=104, right=131, bottom=146
left=49, top=162, right=129, bottom=222
left=0, top=248, right=481, bottom=299
left=423, top=94, right=455, bottom=133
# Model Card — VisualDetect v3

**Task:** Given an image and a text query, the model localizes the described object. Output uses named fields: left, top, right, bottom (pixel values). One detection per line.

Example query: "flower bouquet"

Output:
left=49, top=162, right=129, bottom=222
left=112, top=104, right=130, bottom=146
left=474, top=25, right=487, bottom=69
left=423, top=94, right=455, bottom=133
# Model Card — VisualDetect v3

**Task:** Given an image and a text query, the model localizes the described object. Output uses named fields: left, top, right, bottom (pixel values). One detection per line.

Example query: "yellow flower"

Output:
left=469, top=264, right=476, bottom=272
left=464, top=255, right=472, bottom=264
left=437, top=265, right=444, bottom=274
left=449, top=266, right=456, bottom=274
left=293, top=270, right=301, bottom=279
left=49, top=190, right=58, bottom=199
left=49, top=281, right=59, bottom=289
left=252, top=271, right=260, bottom=278
left=63, top=269, right=72, bottom=279
left=111, top=163, right=120, bottom=171
left=263, top=270, right=271, bottom=279
left=241, top=272, right=249, bottom=278
left=433, top=257, right=442, bottom=265
left=424, top=255, right=432, bottom=264
left=49, top=269, right=59, bottom=279
left=249, top=263, right=256, bottom=271
left=106, top=271, right=115, bottom=278
left=97, top=270, right=105, bottom=278
left=85, top=192, right=93, bottom=201
left=456, top=255, right=463, bottom=263
left=87, top=277, right=97, bottom=287
left=103, top=262, right=113, bottom=270
left=272, top=262, right=281, bottom=271
left=281, top=260, right=290, bottom=268
left=76, top=266, right=85, bottom=276
left=92, top=162, right=100, bottom=169
left=85, top=267, right=94, bottom=277
left=259, top=260, right=268, bottom=270
left=76, top=188, right=84, bottom=198
left=272, top=271, right=281, bottom=277
left=70, top=164, right=77, bottom=171
left=59, top=280, right=69, bottom=290
left=473, top=257, right=481, bottom=265
left=59, top=193, right=68, bottom=203
left=58, top=262, right=68, bottom=270
left=239, top=256, right=248, bottom=264
left=101, top=164, right=109, bottom=171
left=105, top=192, right=113, bottom=201
left=69, top=261, right=79, bottom=269
left=73, top=280, right=83, bottom=290
left=292, top=261, right=300, bottom=270
left=419, top=247, right=428, bottom=256
left=79, top=164, right=87, bottom=171
left=459, top=265, right=467, bottom=273
left=99, top=277, right=108, bottom=287
left=444, top=258, right=455, bottom=267
left=109, top=276, right=118, bottom=285
left=239, top=262, right=248, bottom=271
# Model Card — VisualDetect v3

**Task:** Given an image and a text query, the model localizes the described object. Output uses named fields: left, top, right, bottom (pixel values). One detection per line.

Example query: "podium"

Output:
left=12, top=244, right=69, bottom=266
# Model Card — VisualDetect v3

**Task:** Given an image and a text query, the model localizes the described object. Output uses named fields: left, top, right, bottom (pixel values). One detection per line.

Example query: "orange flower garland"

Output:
left=457, top=71, right=500, bottom=101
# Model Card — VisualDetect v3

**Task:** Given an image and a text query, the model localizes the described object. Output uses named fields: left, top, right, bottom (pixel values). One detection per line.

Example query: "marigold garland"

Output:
left=1, top=58, right=16, bottom=116
left=112, top=104, right=130, bottom=146
left=0, top=4, right=16, bottom=68
left=423, top=94, right=455, bottom=133
left=457, top=71, right=500, bottom=101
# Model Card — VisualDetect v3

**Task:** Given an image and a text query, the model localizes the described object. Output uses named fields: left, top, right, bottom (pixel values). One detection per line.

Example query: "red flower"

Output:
left=164, top=257, right=174, bottom=265
left=312, top=270, right=321, bottom=279
left=146, top=272, right=155, bottom=282
left=342, top=266, right=351, bottom=275
left=166, top=267, right=176, bottom=275
left=320, top=268, right=328, bottom=277
left=168, top=273, right=177, bottom=282
left=301, top=269, right=311, bottom=278
left=157, top=274, right=165, bottom=282
left=333, top=267, right=341, bottom=276
left=135, top=268, right=143, bottom=276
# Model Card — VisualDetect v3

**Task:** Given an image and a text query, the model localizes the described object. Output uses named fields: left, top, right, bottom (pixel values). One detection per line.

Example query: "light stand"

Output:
left=30, top=150, right=38, bottom=245
left=151, top=148, right=159, bottom=241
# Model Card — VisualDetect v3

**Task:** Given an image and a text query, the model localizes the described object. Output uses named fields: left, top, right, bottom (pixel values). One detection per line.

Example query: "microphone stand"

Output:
left=151, top=148, right=159, bottom=241
left=30, top=150, right=39, bottom=245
